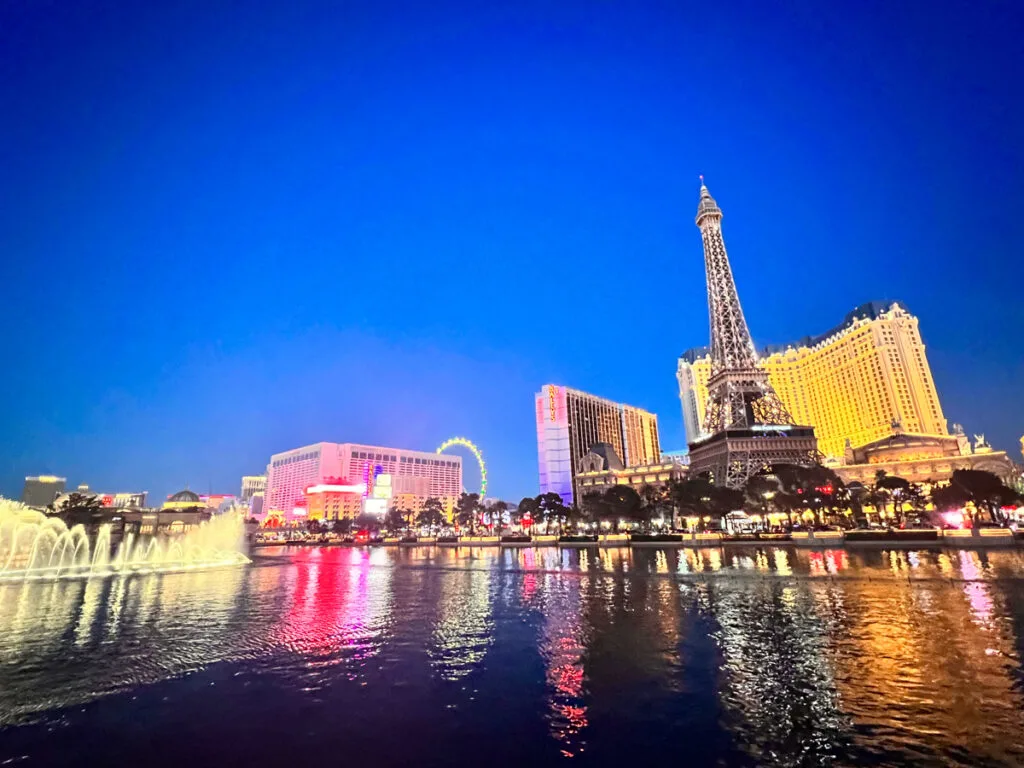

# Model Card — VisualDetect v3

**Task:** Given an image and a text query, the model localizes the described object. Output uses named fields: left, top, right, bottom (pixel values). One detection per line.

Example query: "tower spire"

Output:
left=687, top=182, right=819, bottom=487
left=695, top=181, right=758, bottom=376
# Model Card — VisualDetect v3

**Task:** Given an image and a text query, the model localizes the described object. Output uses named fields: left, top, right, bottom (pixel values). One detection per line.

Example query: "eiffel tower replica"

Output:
left=687, top=180, right=819, bottom=487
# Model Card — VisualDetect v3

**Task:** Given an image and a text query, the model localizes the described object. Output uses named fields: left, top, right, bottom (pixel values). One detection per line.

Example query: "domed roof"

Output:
left=168, top=489, right=201, bottom=503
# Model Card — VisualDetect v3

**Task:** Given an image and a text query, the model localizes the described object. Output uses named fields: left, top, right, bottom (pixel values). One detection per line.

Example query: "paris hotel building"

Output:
left=535, top=385, right=661, bottom=505
left=677, top=302, right=948, bottom=460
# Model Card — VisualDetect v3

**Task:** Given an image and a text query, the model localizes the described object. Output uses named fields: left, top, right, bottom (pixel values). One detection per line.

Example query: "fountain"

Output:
left=0, top=498, right=250, bottom=581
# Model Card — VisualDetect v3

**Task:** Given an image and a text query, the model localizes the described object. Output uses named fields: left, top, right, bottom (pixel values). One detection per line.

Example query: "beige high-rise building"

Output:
left=677, top=302, right=948, bottom=460
left=535, top=385, right=661, bottom=505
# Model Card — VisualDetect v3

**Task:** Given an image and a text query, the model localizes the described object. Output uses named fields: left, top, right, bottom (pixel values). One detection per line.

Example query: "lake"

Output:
left=1, top=545, right=1023, bottom=766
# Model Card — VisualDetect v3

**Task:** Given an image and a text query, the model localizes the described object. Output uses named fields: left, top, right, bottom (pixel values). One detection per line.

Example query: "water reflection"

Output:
left=428, top=550, right=493, bottom=680
left=536, top=573, right=590, bottom=757
left=0, top=545, right=1023, bottom=766
left=706, top=578, right=850, bottom=765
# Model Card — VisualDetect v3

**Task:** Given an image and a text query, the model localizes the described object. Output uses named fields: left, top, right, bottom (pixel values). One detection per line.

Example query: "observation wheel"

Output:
left=436, top=437, right=487, bottom=497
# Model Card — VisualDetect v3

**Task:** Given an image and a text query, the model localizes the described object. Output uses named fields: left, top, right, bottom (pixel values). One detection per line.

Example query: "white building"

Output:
left=240, top=475, right=266, bottom=502
left=675, top=350, right=707, bottom=444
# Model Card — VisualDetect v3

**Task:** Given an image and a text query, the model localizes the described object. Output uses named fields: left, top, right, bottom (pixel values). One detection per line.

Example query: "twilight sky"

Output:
left=1, top=0, right=1022, bottom=502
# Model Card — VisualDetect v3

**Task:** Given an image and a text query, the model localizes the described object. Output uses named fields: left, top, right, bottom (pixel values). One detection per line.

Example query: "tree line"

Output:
left=302, top=465, right=1022, bottom=536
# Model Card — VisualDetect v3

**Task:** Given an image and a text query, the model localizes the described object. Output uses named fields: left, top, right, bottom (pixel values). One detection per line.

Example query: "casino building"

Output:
left=535, top=385, right=660, bottom=505
left=264, top=442, right=462, bottom=522
left=834, top=427, right=1018, bottom=486
left=678, top=302, right=948, bottom=461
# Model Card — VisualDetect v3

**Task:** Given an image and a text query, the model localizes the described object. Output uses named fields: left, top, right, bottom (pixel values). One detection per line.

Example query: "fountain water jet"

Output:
left=0, top=498, right=249, bottom=581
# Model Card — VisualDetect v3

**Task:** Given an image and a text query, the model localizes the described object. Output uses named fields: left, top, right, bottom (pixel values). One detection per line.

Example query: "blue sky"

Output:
left=1, top=0, right=1021, bottom=502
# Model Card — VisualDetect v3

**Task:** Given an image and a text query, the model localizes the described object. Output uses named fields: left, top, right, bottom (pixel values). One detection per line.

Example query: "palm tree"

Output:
left=874, top=473, right=911, bottom=526
left=487, top=500, right=509, bottom=536
left=845, top=482, right=869, bottom=528
left=51, top=492, right=104, bottom=528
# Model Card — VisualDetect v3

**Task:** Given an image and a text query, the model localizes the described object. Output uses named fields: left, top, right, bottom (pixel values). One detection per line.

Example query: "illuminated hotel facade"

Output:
left=677, top=301, right=948, bottom=460
left=535, top=384, right=660, bottom=505
left=265, top=442, right=462, bottom=521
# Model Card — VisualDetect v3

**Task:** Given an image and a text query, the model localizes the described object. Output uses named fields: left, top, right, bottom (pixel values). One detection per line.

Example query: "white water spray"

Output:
left=0, top=498, right=249, bottom=581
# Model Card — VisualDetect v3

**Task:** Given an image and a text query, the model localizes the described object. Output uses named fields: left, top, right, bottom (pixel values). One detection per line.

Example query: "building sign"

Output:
left=548, top=385, right=557, bottom=422
left=363, top=497, right=387, bottom=517
left=306, top=483, right=366, bottom=495
left=372, top=473, right=392, bottom=500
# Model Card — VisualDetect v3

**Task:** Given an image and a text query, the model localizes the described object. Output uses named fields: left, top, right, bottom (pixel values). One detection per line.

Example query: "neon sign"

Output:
left=306, top=483, right=367, bottom=495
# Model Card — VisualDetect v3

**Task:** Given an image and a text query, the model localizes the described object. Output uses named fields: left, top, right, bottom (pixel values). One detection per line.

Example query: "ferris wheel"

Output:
left=436, top=437, right=487, bottom=497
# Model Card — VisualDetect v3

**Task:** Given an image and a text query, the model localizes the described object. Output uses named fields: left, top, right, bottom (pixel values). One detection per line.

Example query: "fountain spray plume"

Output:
left=0, top=498, right=250, bottom=581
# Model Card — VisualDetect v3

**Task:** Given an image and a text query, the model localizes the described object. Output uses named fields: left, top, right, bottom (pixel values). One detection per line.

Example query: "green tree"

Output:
left=485, top=500, right=509, bottom=536
left=600, top=485, right=644, bottom=532
left=950, top=469, right=1021, bottom=525
left=332, top=517, right=353, bottom=536
left=874, top=473, right=911, bottom=525
left=667, top=477, right=734, bottom=531
left=354, top=511, right=381, bottom=533
left=743, top=474, right=781, bottom=517
left=563, top=504, right=584, bottom=534
left=844, top=482, right=870, bottom=528
left=416, top=497, right=443, bottom=532
left=536, top=492, right=569, bottom=534
left=639, top=484, right=668, bottom=530
left=455, top=492, right=481, bottom=534
left=580, top=491, right=604, bottom=525
left=384, top=506, right=406, bottom=534
left=768, top=463, right=847, bottom=526
left=904, top=483, right=929, bottom=526
left=930, top=483, right=972, bottom=525
left=417, top=500, right=444, bottom=531
left=515, top=496, right=539, bottom=533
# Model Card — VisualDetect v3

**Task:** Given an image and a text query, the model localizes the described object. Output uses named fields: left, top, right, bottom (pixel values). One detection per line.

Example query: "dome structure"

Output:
left=163, top=488, right=203, bottom=509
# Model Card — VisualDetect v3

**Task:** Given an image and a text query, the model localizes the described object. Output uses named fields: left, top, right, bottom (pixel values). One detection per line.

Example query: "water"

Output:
left=0, top=500, right=249, bottom=579
left=1, top=545, right=1023, bottom=766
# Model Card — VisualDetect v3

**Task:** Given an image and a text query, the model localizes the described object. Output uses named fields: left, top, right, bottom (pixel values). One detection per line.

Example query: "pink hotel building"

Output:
left=264, top=442, right=462, bottom=520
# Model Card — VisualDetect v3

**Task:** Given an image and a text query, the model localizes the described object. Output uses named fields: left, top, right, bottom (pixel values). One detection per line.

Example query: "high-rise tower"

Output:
left=687, top=182, right=818, bottom=487
left=535, top=385, right=660, bottom=505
